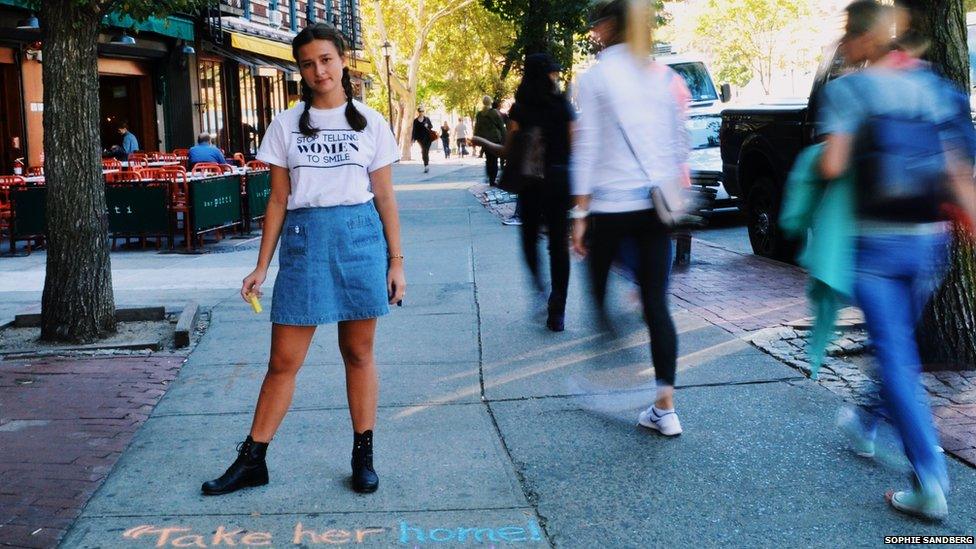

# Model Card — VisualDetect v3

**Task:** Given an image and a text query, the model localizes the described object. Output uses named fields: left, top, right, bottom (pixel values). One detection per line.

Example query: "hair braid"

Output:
left=298, top=80, right=319, bottom=137
left=342, top=67, right=367, bottom=131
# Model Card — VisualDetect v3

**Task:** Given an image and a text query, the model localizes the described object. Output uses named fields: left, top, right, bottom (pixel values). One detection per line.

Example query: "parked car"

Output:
left=719, top=45, right=846, bottom=260
left=659, top=54, right=736, bottom=209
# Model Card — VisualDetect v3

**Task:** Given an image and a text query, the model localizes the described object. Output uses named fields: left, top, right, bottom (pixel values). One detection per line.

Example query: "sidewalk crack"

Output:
left=469, top=208, right=555, bottom=547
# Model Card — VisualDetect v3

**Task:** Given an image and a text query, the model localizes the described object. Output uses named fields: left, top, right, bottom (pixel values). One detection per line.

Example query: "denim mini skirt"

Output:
left=271, top=202, right=390, bottom=325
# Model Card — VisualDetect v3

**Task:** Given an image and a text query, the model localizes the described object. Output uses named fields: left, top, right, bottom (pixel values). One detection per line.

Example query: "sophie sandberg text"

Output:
left=884, top=536, right=974, bottom=544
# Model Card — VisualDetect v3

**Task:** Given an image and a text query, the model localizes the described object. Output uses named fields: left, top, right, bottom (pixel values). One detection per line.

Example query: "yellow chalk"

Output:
left=248, top=294, right=263, bottom=313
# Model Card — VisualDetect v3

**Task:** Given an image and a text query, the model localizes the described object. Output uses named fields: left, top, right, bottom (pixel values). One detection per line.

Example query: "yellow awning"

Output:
left=230, top=32, right=294, bottom=63
left=347, top=56, right=374, bottom=76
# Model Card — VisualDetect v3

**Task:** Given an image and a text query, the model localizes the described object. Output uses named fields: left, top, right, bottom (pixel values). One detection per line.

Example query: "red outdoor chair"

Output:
left=105, top=171, right=144, bottom=184
left=25, top=166, right=43, bottom=177
left=191, top=163, right=223, bottom=177
left=102, top=158, right=122, bottom=171
left=0, top=175, right=26, bottom=189
left=231, top=153, right=246, bottom=167
left=246, top=160, right=269, bottom=171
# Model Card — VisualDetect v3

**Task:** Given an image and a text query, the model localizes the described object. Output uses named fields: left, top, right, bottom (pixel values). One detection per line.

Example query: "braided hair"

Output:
left=292, top=23, right=367, bottom=137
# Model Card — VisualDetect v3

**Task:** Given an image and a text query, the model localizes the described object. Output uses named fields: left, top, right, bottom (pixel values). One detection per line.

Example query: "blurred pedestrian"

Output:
left=440, top=121, right=451, bottom=158
left=473, top=53, right=576, bottom=332
left=201, top=23, right=404, bottom=497
left=412, top=106, right=434, bottom=173
left=474, top=95, right=507, bottom=185
left=571, top=0, right=691, bottom=436
left=455, top=118, right=470, bottom=157
left=818, top=0, right=976, bottom=521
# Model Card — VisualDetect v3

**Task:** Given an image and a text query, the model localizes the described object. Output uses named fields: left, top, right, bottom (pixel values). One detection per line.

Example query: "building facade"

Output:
left=0, top=0, right=369, bottom=173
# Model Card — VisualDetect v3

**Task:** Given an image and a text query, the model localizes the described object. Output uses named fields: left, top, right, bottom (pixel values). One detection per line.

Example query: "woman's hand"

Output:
left=388, top=261, right=406, bottom=305
left=572, top=218, right=588, bottom=258
left=241, top=267, right=268, bottom=302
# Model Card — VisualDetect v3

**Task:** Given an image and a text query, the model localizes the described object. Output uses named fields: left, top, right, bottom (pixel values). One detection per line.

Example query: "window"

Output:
left=669, top=62, right=718, bottom=103
left=239, top=66, right=260, bottom=156
left=198, top=59, right=229, bottom=152
left=270, top=72, right=287, bottom=116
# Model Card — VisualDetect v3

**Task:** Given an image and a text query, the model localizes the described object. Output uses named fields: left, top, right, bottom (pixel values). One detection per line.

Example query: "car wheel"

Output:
left=745, top=176, right=799, bottom=261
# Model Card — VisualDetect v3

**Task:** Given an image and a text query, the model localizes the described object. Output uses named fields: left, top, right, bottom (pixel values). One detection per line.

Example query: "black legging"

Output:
left=485, top=152, right=499, bottom=185
left=518, top=175, right=570, bottom=315
left=586, top=210, right=677, bottom=387
left=419, top=141, right=432, bottom=167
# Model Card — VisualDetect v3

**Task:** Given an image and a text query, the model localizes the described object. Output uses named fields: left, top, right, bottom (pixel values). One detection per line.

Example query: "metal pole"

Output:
left=384, top=52, right=394, bottom=132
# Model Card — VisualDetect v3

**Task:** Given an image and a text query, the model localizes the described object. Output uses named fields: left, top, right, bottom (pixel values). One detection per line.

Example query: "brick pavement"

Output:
left=0, top=356, right=185, bottom=548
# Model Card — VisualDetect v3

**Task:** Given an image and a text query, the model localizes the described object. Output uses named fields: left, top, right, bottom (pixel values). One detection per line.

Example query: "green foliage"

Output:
left=420, top=7, right=517, bottom=112
left=693, top=0, right=819, bottom=95
left=482, top=0, right=668, bottom=75
left=966, top=0, right=976, bottom=12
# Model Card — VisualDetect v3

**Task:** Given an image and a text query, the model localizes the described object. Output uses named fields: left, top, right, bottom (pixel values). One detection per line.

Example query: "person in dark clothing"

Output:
left=473, top=52, right=575, bottom=332
left=440, top=122, right=451, bottom=158
left=474, top=95, right=507, bottom=185
left=411, top=107, right=434, bottom=173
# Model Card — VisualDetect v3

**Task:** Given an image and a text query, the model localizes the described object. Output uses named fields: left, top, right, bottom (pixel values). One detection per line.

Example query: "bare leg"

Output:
left=338, top=318, right=379, bottom=432
left=249, top=324, right=317, bottom=442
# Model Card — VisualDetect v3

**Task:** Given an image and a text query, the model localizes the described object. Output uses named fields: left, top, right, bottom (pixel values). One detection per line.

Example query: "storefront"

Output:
left=0, top=3, right=196, bottom=168
left=0, top=44, right=24, bottom=174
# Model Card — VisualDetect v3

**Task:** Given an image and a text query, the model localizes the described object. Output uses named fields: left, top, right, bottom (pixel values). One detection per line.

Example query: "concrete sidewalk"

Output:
left=55, top=161, right=976, bottom=548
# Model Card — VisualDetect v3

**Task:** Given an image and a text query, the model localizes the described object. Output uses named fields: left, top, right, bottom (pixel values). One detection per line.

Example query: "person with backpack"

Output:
left=818, top=0, right=976, bottom=521
left=569, top=0, right=690, bottom=436
left=473, top=52, right=575, bottom=332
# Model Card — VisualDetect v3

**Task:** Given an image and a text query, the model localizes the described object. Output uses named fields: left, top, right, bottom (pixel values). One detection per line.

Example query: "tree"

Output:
left=30, top=0, right=206, bottom=343
left=895, top=0, right=976, bottom=369
left=419, top=7, right=517, bottom=114
left=693, top=0, right=819, bottom=95
left=361, top=0, right=477, bottom=160
left=481, top=0, right=667, bottom=80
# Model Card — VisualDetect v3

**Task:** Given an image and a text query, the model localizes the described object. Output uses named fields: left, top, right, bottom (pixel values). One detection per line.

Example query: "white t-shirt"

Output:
left=256, top=100, right=400, bottom=210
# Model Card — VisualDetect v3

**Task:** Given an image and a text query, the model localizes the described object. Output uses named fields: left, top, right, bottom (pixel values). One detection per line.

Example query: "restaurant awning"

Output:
left=207, top=44, right=297, bottom=76
left=230, top=32, right=294, bottom=64
left=0, top=1, right=193, bottom=41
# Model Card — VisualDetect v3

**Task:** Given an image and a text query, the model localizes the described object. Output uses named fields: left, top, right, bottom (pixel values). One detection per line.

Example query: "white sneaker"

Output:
left=638, top=406, right=682, bottom=436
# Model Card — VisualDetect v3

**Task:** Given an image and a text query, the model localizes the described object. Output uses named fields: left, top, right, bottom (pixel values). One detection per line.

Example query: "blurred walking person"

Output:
left=440, top=122, right=451, bottom=159
left=571, top=0, right=691, bottom=436
left=474, top=95, right=507, bottom=185
left=473, top=53, right=576, bottom=332
left=412, top=107, right=434, bottom=173
left=819, top=0, right=976, bottom=520
left=455, top=118, right=470, bottom=157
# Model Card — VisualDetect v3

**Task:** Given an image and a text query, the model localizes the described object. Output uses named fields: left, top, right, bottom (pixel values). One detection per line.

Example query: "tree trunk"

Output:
left=38, top=1, right=117, bottom=343
left=898, top=0, right=970, bottom=89
left=899, top=0, right=976, bottom=369
left=399, top=96, right=417, bottom=162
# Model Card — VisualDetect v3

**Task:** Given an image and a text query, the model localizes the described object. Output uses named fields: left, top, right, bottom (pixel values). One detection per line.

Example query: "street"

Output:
left=3, top=160, right=974, bottom=548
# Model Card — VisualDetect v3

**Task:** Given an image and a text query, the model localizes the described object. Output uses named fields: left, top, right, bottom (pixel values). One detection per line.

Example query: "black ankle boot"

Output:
left=351, top=430, right=379, bottom=493
left=201, top=436, right=269, bottom=496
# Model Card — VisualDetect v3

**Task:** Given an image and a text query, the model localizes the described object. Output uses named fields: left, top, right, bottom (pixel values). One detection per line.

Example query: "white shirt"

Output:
left=571, top=45, right=690, bottom=213
left=256, top=100, right=400, bottom=210
left=454, top=122, right=469, bottom=139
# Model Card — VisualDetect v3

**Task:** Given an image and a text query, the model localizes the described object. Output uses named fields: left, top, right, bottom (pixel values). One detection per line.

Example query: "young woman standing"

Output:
left=201, top=24, right=404, bottom=496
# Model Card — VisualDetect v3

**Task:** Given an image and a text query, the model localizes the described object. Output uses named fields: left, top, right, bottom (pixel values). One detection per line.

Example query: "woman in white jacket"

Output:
left=571, top=0, right=691, bottom=436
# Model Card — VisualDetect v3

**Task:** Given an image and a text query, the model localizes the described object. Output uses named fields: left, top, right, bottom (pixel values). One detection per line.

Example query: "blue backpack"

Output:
left=853, top=69, right=972, bottom=223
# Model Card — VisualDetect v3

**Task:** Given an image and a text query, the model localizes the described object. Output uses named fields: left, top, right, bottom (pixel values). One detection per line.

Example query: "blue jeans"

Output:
left=854, top=232, right=949, bottom=493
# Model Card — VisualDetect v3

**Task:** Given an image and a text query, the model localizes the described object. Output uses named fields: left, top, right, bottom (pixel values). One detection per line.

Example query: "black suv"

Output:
left=719, top=45, right=846, bottom=260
